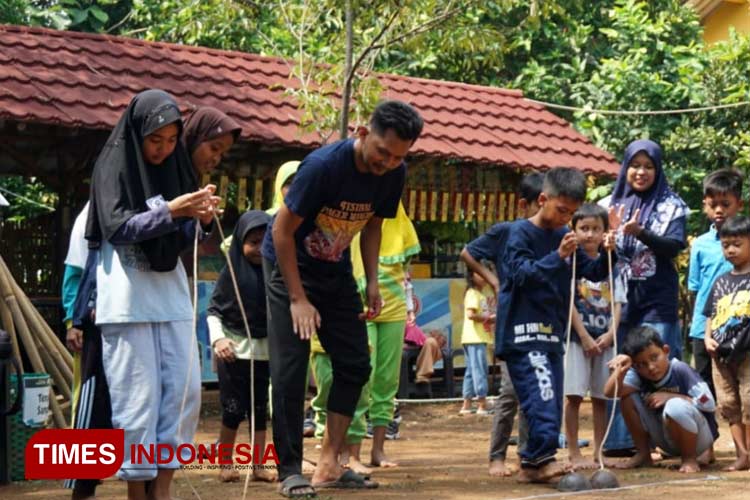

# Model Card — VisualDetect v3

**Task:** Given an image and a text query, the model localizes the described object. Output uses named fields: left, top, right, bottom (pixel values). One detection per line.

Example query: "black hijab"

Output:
left=208, top=210, right=270, bottom=339
left=182, top=107, right=241, bottom=155
left=85, top=89, right=198, bottom=272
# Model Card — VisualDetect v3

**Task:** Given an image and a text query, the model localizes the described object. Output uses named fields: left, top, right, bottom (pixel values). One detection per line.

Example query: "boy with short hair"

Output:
left=704, top=215, right=750, bottom=471
left=688, top=168, right=744, bottom=397
left=565, top=203, right=626, bottom=470
left=460, top=172, right=543, bottom=477
left=605, top=326, right=718, bottom=473
left=500, top=167, right=615, bottom=482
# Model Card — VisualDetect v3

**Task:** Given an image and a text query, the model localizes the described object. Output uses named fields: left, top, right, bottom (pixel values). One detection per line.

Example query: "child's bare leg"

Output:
left=371, top=426, right=398, bottom=468
left=723, top=423, right=750, bottom=471
left=489, top=458, right=516, bottom=477
left=664, top=416, right=700, bottom=473
left=460, top=398, right=472, bottom=412
left=217, top=424, right=240, bottom=482
left=146, top=469, right=175, bottom=500
left=127, top=481, right=147, bottom=500
left=477, top=396, right=488, bottom=411
left=565, top=396, right=595, bottom=469
left=342, top=442, right=373, bottom=475
left=614, top=395, right=653, bottom=469
left=591, top=397, right=615, bottom=466
left=251, top=430, right=277, bottom=482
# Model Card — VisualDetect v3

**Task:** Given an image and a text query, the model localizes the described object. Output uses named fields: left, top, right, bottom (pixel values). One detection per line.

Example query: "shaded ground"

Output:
left=2, top=388, right=748, bottom=500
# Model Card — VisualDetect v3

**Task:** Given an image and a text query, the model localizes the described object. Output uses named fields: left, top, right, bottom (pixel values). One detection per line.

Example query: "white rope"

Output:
left=396, top=395, right=500, bottom=404
left=598, top=249, right=618, bottom=470
left=562, top=251, right=576, bottom=454
left=498, top=475, right=722, bottom=500
left=209, top=213, right=257, bottom=500
left=176, top=221, right=203, bottom=500
left=525, top=98, right=750, bottom=116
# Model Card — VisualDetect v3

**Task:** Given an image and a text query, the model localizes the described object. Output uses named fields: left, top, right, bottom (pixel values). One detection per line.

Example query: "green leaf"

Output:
left=89, top=5, right=109, bottom=23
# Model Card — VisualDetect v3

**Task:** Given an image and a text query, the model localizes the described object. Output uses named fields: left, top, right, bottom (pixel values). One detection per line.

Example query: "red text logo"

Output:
left=25, top=429, right=125, bottom=479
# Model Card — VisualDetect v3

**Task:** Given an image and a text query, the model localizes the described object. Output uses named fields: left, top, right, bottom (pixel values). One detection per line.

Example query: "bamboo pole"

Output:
left=35, top=335, right=71, bottom=401
left=48, top=386, right=66, bottom=428
left=0, top=265, right=70, bottom=411
left=0, top=258, right=73, bottom=380
left=0, top=295, right=23, bottom=373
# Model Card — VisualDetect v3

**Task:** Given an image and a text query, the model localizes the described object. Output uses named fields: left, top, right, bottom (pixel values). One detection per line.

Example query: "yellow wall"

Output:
left=703, top=1, right=750, bottom=44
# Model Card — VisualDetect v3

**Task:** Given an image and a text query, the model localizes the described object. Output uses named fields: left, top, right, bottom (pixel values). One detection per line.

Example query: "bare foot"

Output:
left=722, top=454, right=750, bottom=471
left=345, top=456, right=373, bottom=476
left=371, top=450, right=398, bottom=468
left=489, top=459, right=515, bottom=477
left=252, top=467, right=277, bottom=482
left=613, top=452, right=653, bottom=469
left=517, top=461, right=569, bottom=483
left=568, top=454, right=598, bottom=471
left=678, top=459, right=701, bottom=473
left=311, top=458, right=344, bottom=486
left=302, top=458, right=316, bottom=474
left=219, top=465, right=240, bottom=482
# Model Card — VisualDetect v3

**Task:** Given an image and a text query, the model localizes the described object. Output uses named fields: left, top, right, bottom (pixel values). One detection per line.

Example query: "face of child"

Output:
left=280, top=174, right=296, bottom=199
left=574, top=216, right=605, bottom=254
left=703, top=193, right=743, bottom=229
left=242, top=227, right=265, bottom=265
left=626, top=152, right=657, bottom=192
left=538, top=194, right=580, bottom=229
left=142, top=123, right=179, bottom=166
left=191, top=133, right=234, bottom=176
left=721, top=235, right=750, bottom=270
left=631, top=343, right=670, bottom=382
left=357, top=127, right=412, bottom=176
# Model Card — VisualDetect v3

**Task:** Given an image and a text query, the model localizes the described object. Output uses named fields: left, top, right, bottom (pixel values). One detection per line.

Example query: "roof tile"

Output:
left=0, top=24, right=618, bottom=175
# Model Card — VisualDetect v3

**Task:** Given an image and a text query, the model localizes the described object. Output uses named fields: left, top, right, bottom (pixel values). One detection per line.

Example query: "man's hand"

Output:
left=558, top=232, right=578, bottom=260
left=66, top=327, right=83, bottom=352
left=359, top=281, right=383, bottom=320
left=488, top=274, right=500, bottom=296
left=290, top=298, right=321, bottom=340
left=608, top=354, right=632, bottom=375
left=213, top=338, right=237, bottom=362
left=645, top=391, right=674, bottom=409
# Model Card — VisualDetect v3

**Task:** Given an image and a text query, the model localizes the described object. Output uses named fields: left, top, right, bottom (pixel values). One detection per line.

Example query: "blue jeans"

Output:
left=462, top=343, right=489, bottom=399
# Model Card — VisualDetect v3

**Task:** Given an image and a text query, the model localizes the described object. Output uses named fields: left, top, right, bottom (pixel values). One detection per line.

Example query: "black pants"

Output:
left=64, top=321, right=112, bottom=493
left=217, top=358, right=270, bottom=431
left=263, top=257, right=370, bottom=480
left=692, top=339, right=716, bottom=398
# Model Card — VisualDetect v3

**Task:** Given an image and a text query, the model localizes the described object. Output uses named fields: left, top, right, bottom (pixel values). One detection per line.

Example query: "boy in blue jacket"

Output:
left=499, top=167, right=615, bottom=483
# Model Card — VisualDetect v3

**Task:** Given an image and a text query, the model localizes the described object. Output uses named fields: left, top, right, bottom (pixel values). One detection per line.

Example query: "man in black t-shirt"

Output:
left=262, top=101, right=423, bottom=497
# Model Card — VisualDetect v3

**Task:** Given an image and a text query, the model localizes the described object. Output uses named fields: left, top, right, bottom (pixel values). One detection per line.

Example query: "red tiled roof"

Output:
left=0, top=24, right=619, bottom=175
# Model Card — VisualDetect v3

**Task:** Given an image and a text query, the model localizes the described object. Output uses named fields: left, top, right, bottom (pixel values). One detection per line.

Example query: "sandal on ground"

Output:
left=278, top=474, right=317, bottom=498
left=476, top=408, right=494, bottom=415
left=312, top=469, right=379, bottom=490
left=458, top=408, right=475, bottom=415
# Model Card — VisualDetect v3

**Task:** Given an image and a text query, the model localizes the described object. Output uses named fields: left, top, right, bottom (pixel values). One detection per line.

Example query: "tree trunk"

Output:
left=339, top=0, right=354, bottom=139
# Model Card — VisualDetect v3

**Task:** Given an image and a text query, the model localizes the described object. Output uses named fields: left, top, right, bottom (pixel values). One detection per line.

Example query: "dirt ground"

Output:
left=2, top=388, right=749, bottom=500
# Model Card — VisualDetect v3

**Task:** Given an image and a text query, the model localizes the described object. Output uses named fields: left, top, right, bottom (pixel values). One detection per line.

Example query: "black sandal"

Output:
left=278, top=474, right=318, bottom=498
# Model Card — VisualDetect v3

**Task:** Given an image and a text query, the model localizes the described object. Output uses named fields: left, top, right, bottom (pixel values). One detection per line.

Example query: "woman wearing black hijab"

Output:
left=207, top=210, right=276, bottom=483
left=85, top=89, right=220, bottom=500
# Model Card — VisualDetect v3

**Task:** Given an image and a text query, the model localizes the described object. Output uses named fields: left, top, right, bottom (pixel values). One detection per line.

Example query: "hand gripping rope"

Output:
left=176, top=216, right=259, bottom=500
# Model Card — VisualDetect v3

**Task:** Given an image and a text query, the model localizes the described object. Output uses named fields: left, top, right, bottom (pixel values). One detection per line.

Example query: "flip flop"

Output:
left=313, top=469, right=378, bottom=490
left=278, top=474, right=317, bottom=498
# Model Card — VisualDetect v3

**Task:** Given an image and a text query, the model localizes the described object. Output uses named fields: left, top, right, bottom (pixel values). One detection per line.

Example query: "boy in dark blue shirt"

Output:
left=499, top=167, right=615, bottom=482
left=262, top=101, right=423, bottom=497
left=461, top=172, right=544, bottom=477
